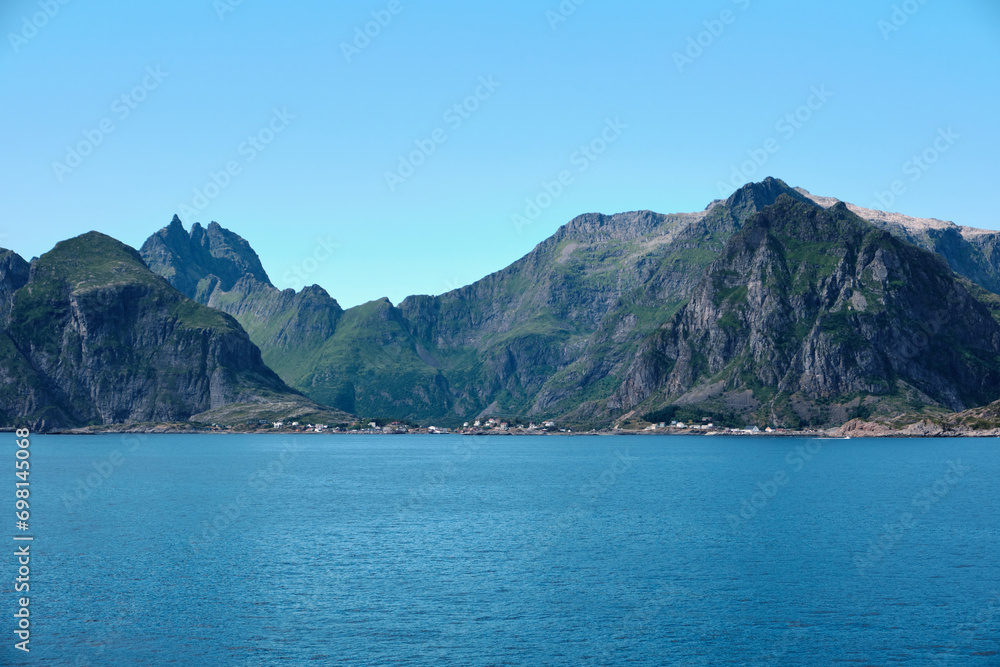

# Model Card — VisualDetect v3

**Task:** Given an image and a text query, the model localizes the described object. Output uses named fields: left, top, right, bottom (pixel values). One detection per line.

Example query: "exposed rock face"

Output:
left=141, top=180, right=807, bottom=422
left=136, top=178, right=1000, bottom=427
left=140, top=215, right=271, bottom=299
left=798, top=188, right=1000, bottom=293
left=612, top=196, right=1000, bottom=426
left=140, top=218, right=349, bottom=407
left=0, top=249, right=30, bottom=326
left=0, top=232, right=315, bottom=431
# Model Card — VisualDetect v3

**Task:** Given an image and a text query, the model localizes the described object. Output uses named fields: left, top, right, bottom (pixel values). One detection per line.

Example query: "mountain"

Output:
left=140, top=178, right=1000, bottom=428
left=798, top=188, right=1000, bottom=293
left=140, top=216, right=451, bottom=419
left=142, top=179, right=815, bottom=423
left=140, top=215, right=271, bottom=300
left=0, top=249, right=29, bottom=326
left=142, top=181, right=793, bottom=418
left=611, top=196, right=1000, bottom=427
left=0, top=232, right=348, bottom=431
left=139, top=218, right=355, bottom=403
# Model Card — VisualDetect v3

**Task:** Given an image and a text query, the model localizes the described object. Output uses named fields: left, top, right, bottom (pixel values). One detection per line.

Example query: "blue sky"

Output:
left=2, top=0, right=998, bottom=307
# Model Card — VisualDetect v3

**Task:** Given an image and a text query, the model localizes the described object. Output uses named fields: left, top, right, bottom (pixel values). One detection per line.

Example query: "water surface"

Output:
left=4, top=434, right=999, bottom=665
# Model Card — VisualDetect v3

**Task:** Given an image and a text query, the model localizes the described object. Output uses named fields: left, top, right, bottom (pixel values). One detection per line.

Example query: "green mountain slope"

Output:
left=0, top=233, right=348, bottom=431
left=142, top=180, right=809, bottom=424
left=798, top=188, right=1000, bottom=294
left=613, top=196, right=1000, bottom=427
left=139, top=178, right=1000, bottom=428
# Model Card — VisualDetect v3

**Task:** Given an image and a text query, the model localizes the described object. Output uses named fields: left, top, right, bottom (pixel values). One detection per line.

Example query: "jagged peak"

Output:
left=551, top=209, right=673, bottom=245
left=728, top=193, right=880, bottom=253
left=299, top=283, right=338, bottom=301
left=723, top=177, right=805, bottom=212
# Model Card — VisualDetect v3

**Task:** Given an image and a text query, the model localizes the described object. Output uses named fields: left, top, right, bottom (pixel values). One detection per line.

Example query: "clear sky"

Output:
left=2, top=0, right=998, bottom=307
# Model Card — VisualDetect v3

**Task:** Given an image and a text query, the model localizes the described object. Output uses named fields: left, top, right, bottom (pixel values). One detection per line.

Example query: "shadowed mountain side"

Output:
left=798, top=188, right=1000, bottom=294
left=612, top=197, right=1000, bottom=427
left=139, top=179, right=1000, bottom=427
left=0, top=249, right=30, bottom=327
left=143, top=179, right=812, bottom=423
left=0, top=233, right=348, bottom=431
left=140, top=215, right=271, bottom=299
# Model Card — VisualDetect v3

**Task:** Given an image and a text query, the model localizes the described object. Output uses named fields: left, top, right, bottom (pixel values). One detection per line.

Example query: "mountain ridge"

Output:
left=611, top=196, right=1000, bottom=427
left=0, top=232, right=349, bottom=431
left=137, top=177, right=1000, bottom=427
left=5, top=176, right=997, bottom=431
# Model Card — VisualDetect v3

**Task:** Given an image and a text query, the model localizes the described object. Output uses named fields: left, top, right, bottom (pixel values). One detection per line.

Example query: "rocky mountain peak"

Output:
left=551, top=210, right=672, bottom=245
left=612, top=196, right=1000, bottom=426
left=0, top=229, right=318, bottom=431
left=140, top=217, right=272, bottom=301
left=723, top=177, right=808, bottom=220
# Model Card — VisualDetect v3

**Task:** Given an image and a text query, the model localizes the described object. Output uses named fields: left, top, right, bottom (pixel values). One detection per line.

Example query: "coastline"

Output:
left=10, top=424, right=998, bottom=437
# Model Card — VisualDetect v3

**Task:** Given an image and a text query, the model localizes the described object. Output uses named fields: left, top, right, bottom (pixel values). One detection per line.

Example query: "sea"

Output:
left=3, top=433, right=999, bottom=665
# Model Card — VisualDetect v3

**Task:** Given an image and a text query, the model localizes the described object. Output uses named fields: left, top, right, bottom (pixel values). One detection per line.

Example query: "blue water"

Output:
left=2, top=434, right=999, bottom=665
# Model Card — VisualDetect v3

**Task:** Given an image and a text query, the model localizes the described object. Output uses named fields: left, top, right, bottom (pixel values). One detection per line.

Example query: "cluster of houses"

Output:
left=269, top=420, right=417, bottom=434
left=456, top=419, right=561, bottom=434
left=643, top=421, right=717, bottom=431
left=639, top=421, right=782, bottom=435
left=271, top=421, right=331, bottom=432
left=229, top=417, right=781, bottom=436
left=266, top=421, right=467, bottom=434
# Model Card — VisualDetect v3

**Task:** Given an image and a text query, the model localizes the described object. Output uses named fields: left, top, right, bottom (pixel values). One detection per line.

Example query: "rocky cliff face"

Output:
left=0, top=248, right=63, bottom=429
left=140, top=215, right=271, bottom=299
left=388, top=178, right=819, bottom=422
left=798, top=188, right=1000, bottom=294
left=140, top=217, right=347, bottom=394
left=136, top=178, right=1000, bottom=427
left=612, top=196, right=1000, bottom=426
left=0, top=232, right=322, bottom=431
left=0, top=249, right=29, bottom=327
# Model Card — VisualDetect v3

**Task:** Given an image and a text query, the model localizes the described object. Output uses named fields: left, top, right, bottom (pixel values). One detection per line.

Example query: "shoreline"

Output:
left=9, top=426, right=997, bottom=438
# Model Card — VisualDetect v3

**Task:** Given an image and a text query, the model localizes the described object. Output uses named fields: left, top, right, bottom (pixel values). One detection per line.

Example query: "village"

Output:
left=260, top=417, right=567, bottom=435
left=201, top=417, right=816, bottom=436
